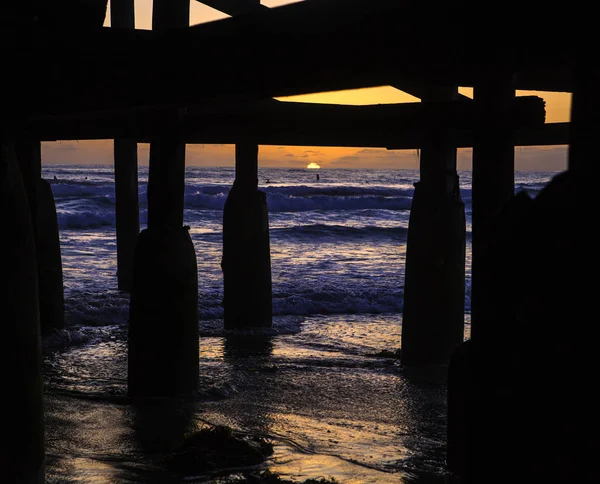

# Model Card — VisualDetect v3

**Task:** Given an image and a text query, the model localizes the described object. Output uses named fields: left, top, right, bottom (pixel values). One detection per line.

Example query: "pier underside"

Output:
left=2, top=0, right=596, bottom=482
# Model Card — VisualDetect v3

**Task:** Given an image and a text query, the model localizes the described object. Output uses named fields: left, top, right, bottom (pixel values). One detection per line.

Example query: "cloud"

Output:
left=52, top=142, right=78, bottom=152
left=332, top=148, right=419, bottom=169
left=455, top=146, right=568, bottom=172
left=515, top=145, right=567, bottom=171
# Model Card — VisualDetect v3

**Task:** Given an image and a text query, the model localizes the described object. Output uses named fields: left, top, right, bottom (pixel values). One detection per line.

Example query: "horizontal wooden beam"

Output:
left=34, top=121, right=568, bottom=149
left=196, top=0, right=267, bottom=16
left=26, top=96, right=551, bottom=147
left=385, top=123, right=569, bottom=150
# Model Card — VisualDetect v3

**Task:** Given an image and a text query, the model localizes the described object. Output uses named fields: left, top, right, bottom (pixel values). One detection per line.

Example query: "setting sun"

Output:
left=307, top=162, right=321, bottom=169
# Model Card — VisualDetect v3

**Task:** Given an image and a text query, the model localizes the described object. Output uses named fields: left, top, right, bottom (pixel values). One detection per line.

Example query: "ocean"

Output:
left=40, top=164, right=556, bottom=483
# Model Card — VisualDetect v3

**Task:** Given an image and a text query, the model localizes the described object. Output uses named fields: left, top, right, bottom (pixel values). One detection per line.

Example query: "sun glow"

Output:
left=307, top=163, right=321, bottom=169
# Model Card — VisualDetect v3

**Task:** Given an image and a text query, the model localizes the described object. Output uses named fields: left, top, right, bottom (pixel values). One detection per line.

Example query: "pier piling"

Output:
left=0, top=140, right=45, bottom=483
left=223, top=143, right=273, bottom=328
left=16, top=140, right=65, bottom=333
left=470, top=73, right=516, bottom=342
left=111, top=0, right=140, bottom=293
left=401, top=87, right=466, bottom=367
left=128, top=118, right=199, bottom=398
left=128, top=0, right=198, bottom=398
left=447, top=73, right=517, bottom=482
left=114, top=138, right=139, bottom=292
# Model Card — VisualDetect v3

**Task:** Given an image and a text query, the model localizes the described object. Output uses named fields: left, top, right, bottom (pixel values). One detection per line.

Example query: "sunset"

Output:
left=3, top=1, right=591, bottom=483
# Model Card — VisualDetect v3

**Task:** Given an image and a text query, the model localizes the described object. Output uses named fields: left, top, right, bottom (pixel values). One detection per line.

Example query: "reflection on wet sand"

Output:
left=44, top=319, right=452, bottom=483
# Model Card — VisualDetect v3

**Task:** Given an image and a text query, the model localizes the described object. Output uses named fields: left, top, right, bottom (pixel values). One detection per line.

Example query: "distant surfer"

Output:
left=316, top=173, right=320, bottom=181
left=265, top=179, right=270, bottom=184
left=53, top=175, right=58, bottom=181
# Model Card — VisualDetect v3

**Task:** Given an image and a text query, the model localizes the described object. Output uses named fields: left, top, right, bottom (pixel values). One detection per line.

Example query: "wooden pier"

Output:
left=1, top=0, right=595, bottom=482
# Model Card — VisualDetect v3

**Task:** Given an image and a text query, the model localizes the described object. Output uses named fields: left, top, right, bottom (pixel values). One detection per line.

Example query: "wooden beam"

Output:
left=26, top=96, right=545, bottom=142
left=29, top=121, right=567, bottom=148
left=111, top=0, right=135, bottom=29
left=27, top=97, right=560, bottom=148
left=196, top=0, right=267, bottom=16
left=390, top=81, right=471, bottom=102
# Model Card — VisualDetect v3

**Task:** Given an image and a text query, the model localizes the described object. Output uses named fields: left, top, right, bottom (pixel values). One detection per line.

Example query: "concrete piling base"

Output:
left=0, top=141, right=45, bottom=483
left=222, top=184, right=272, bottom=329
left=128, top=226, right=199, bottom=398
left=401, top=179, right=466, bottom=367
left=35, top=178, right=65, bottom=333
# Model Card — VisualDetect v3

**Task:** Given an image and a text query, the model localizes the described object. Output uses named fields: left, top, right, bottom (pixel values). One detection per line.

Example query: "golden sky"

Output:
left=41, top=0, right=570, bottom=172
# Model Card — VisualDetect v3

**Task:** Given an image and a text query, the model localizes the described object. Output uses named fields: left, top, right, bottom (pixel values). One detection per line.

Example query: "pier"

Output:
left=1, top=0, right=593, bottom=482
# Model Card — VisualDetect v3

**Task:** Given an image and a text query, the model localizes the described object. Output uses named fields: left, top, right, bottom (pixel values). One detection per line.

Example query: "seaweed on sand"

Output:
left=367, top=348, right=402, bottom=359
left=165, top=425, right=274, bottom=475
left=216, top=469, right=339, bottom=483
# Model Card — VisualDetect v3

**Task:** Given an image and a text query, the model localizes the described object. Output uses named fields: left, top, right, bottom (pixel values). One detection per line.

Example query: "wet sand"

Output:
left=43, top=319, right=456, bottom=483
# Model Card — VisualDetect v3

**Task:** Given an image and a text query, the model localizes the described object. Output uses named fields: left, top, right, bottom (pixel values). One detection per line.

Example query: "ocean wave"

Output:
left=272, top=292, right=402, bottom=316
left=271, top=224, right=407, bottom=238
left=58, top=210, right=116, bottom=229
left=51, top=182, right=116, bottom=199
left=184, top=191, right=411, bottom=212
left=261, top=185, right=412, bottom=198
left=61, top=288, right=402, bottom=330
left=198, top=315, right=304, bottom=337
left=186, top=184, right=411, bottom=198
left=42, top=326, right=119, bottom=353
left=57, top=209, right=148, bottom=230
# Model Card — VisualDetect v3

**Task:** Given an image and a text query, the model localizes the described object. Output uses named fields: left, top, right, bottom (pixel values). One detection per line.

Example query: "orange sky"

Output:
left=41, top=0, right=571, bottom=172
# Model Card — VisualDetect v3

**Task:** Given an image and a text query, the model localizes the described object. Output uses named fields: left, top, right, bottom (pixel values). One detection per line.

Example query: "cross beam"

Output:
left=197, top=0, right=266, bottom=16
left=27, top=96, right=549, bottom=146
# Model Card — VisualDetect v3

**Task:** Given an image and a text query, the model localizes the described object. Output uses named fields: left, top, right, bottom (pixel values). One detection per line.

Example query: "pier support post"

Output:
left=0, top=140, right=44, bottom=483
left=128, top=116, right=199, bottom=398
left=110, top=0, right=135, bottom=29
left=114, top=139, right=139, bottom=292
left=401, top=87, right=465, bottom=367
left=16, top=140, right=65, bottom=333
left=128, top=0, right=197, bottom=398
left=503, top=62, right=599, bottom=481
left=223, top=143, right=273, bottom=329
left=111, top=0, right=140, bottom=293
left=447, top=73, right=516, bottom=482
left=470, top=73, right=516, bottom=342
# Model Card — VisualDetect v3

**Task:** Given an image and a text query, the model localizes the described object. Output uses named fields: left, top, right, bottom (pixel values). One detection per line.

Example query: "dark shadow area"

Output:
left=130, top=396, right=196, bottom=455
left=449, top=168, right=597, bottom=482
left=223, top=334, right=275, bottom=364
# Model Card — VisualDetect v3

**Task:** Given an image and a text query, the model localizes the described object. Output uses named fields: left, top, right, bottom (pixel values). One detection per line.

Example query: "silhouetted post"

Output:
left=0, top=140, right=45, bottom=483
left=470, top=73, right=516, bottom=342
left=569, top=64, right=597, bottom=173
left=128, top=0, right=198, bottom=398
left=152, top=0, right=189, bottom=29
left=110, top=0, right=134, bottom=28
left=16, top=140, right=65, bottom=333
left=114, top=139, right=139, bottom=292
left=223, top=143, right=273, bottom=328
left=111, top=1, right=139, bottom=293
left=502, top=61, right=599, bottom=481
left=447, top=73, right=516, bottom=482
left=401, top=86, right=465, bottom=367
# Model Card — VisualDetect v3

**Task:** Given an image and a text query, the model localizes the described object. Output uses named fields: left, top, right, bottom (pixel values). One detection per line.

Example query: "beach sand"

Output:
left=43, top=316, right=467, bottom=483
